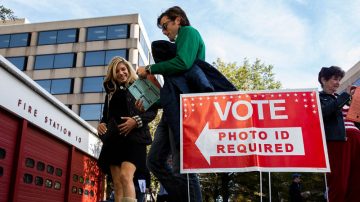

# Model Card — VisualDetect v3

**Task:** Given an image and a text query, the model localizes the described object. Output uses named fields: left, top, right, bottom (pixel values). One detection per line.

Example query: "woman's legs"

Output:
left=110, top=161, right=136, bottom=202
left=119, top=161, right=137, bottom=197
left=111, top=165, right=124, bottom=202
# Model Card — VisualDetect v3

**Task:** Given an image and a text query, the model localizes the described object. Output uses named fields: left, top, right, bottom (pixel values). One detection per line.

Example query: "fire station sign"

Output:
left=180, top=89, right=330, bottom=173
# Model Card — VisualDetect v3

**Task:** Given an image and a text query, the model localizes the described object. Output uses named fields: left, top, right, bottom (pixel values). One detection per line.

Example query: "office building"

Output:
left=0, top=14, right=153, bottom=127
left=339, top=61, right=360, bottom=92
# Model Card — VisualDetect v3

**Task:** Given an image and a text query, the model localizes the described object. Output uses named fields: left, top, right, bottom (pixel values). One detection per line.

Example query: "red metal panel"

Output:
left=0, top=108, right=20, bottom=202
left=68, top=149, right=100, bottom=202
left=16, top=124, right=69, bottom=202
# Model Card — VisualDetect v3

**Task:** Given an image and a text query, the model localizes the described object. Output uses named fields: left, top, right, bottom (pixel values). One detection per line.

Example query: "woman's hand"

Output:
left=346, top=85, right=357, bottom=97
left=119, top=117, right=137, bottom=136
left=97, top=123, right=107, bottom=135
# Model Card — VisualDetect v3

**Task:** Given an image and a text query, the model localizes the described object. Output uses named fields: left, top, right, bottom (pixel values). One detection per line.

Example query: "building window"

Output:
left=6, top=56, right=27, bottom=71
left=23, top=173, right=33, bottom=184
left=0, top=34, right=10, bottom=48
left=79, top=104, right=104, bottom=121
left=84, top=189, right=89, bottom=195
left=86, top=24, right=128, bottom=41
left=10, top=33, right=30, bottom=47
left=84, top=49, right=127, bottom=67
left=138, top=53, right=145, bottom=66
left=35, top=80, right=51, bottom=92
left=45, top=179, right=52, bottom=188
left=0, top=148, right=5, bottom=159
left=38, top=31, right=57, bottom=45
left=53, top=53, right=75, bottom=68
left=87, top=26, right=106, bottom=41
left=34, top=55, right=53, bottom=69
left=0, top=33, right=30, bottom=48
left=352, top=78, right=360, bottom=86
left=149, top=53, right=154, bottom=65
left=34, top=53, right=76, bottom=70
left=0, top=167, right=3, bottom=177
left=82, top=76, right=105, bottom=93
left=84, top=51, right=105, bottom=66
left=47, top=165, right=54, bottom=174
left=51, top=79, right=73, bottom=94
left=106, top=50, right=126, bottom=65
left=25, top=158, right=35, bottom=168
left=139, top=30, right=150, bottom=62
left=36, top=78, right=73, bottom=95
left=90, top=190, right=94, bottom=197
left=57, top=29, right=78, bottom=43
left=55, top=168, right=63, bottom=177
left=38, top=29, right=78, bottom=45
left=78, top=188, right=83, bottom=195
left=35, top=176, right=44, bottom=186
left=107, top=24, right=129, bottom=39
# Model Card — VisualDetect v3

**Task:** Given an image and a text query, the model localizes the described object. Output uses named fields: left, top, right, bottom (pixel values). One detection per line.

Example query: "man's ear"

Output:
left=175, top=16, right=181, bottom=25
left=320, top=77, right=326, bottom=85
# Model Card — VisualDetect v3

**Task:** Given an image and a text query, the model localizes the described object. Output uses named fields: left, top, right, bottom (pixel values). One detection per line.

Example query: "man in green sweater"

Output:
left=137, top=8, right=205, bottom=76
left=137, top=6, right=203, bottom=202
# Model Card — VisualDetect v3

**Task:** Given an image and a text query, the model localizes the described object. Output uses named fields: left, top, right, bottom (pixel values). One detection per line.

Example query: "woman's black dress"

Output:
left=98, top=88, right=146, bottom=175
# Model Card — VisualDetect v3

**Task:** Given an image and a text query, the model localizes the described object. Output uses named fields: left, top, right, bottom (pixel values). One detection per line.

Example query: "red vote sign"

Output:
left=180, top=89, right=330, bottom=173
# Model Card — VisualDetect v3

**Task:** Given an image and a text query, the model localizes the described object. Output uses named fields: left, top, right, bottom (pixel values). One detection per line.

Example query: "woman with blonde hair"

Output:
left=97, top=56, right=157, bottom=202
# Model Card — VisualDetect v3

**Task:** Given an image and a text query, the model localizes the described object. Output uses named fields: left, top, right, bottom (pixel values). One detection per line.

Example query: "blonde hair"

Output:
left=103, top=56, right=138, bottom=93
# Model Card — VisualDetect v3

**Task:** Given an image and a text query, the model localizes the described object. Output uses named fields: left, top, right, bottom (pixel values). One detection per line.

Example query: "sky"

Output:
left=2, top=0, right=360, bottom=89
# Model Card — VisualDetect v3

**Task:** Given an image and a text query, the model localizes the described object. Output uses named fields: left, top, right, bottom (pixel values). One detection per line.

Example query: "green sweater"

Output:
left=150, top=26, right=205, bottom=75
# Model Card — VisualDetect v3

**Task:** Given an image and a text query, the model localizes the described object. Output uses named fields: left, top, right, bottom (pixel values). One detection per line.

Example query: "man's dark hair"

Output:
left=157, top=6, right=190, bottom=28
left=318, top=66, right=345, bottom=87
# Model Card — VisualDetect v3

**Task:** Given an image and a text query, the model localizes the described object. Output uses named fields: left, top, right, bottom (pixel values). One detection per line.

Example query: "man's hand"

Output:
left=137, top=66, right=148, bottom=79
left=135, top=99, right=145, bottom=112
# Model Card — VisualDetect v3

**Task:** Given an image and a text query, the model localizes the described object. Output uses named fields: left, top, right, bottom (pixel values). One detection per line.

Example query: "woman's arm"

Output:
left=320, top=92, right=350, bottom=119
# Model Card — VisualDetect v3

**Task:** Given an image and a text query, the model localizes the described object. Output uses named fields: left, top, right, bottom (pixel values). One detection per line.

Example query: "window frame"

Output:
left=81, top=76, right=105, bottom=93
left=6, top=56, right=28, bottom=71
left=34, top=53, right=76, bottom=70
left=79, top=103, right=104, bottom=121
left=86, top=24, right=129, bottom=42
left=35, top=78, right=74, bottom=95
left=38, top=28, right=78, bottom=45
left=84, top=49, right=127, bottom=67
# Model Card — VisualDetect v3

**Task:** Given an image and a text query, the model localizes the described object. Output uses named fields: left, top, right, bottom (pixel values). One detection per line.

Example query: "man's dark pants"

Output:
left=147, top=116, right=202, bottom=202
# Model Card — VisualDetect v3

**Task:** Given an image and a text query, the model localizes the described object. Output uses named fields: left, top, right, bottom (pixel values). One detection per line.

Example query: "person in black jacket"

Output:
left=97, top=56, right=157, bottom=202
left=318, top=66, right=354, bottom=202
left=289, top=174, right=303, bottom=202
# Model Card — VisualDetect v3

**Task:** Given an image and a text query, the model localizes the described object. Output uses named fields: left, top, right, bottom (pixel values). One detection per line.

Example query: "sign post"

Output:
left=180, top=89, right=329, bottom=173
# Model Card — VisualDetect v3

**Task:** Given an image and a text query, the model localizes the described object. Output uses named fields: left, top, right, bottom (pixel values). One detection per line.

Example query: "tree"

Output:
left=1, top=5, right=17, bottom=22
left=213, top=58, right=281, bottom=90
left=200, top=58, right=282, bottom=201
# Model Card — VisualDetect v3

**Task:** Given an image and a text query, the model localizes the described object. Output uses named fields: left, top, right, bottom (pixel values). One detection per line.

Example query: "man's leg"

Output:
left=169, top=124, right=202, bottom=202
left=147, top=116, right=184, bottom=201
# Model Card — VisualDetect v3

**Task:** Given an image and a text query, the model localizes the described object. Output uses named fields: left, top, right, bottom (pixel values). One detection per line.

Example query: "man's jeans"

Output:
left=147, top=116, right=202, bottom=202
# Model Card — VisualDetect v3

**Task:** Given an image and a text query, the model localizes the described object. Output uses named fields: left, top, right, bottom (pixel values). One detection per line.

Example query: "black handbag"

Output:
left=100, top=118, right=119, bottom=143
